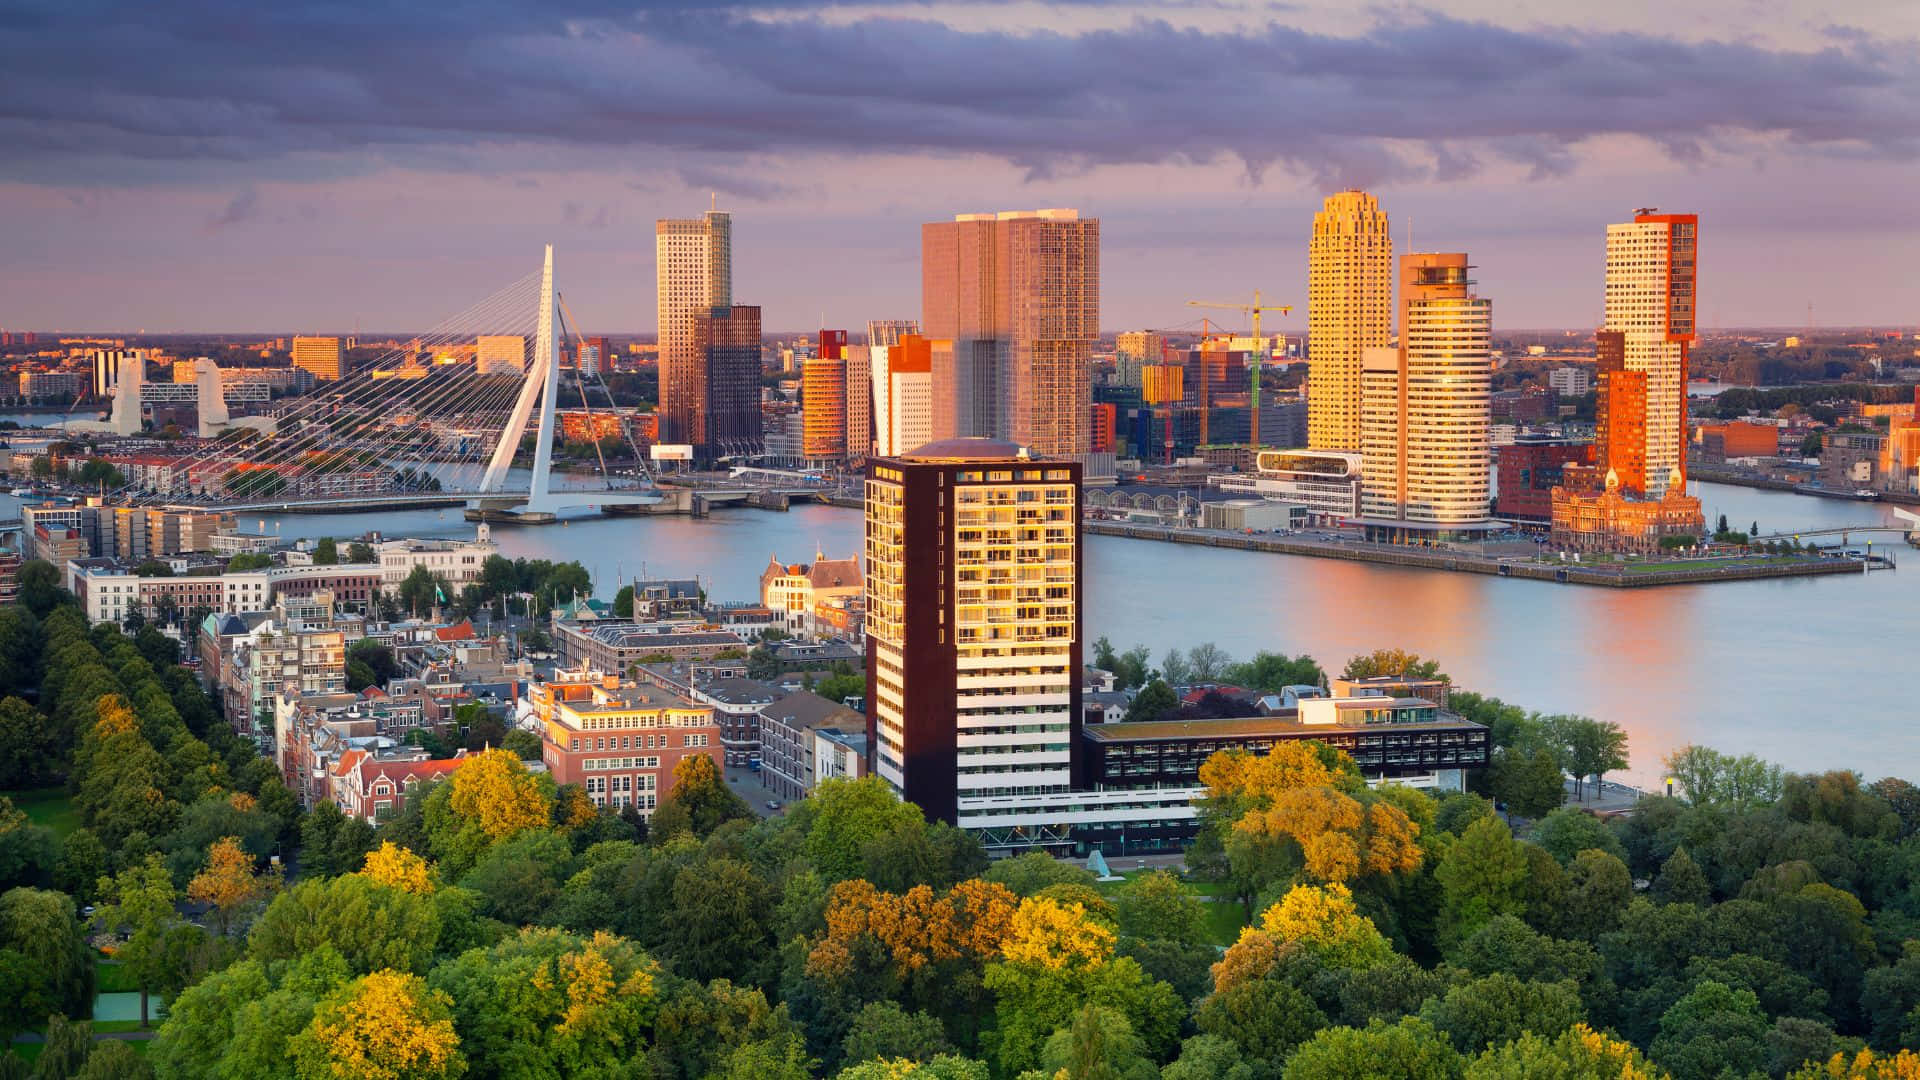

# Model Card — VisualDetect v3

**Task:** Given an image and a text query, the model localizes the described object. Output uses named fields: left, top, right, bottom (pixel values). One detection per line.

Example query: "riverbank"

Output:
left=1690, top=461, right=1920, bottom=508
left=1082, top=520, right=1869, bottom=587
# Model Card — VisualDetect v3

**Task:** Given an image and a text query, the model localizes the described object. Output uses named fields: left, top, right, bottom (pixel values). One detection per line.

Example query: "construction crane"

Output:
left=1186, top=290, right=1292, bottom=450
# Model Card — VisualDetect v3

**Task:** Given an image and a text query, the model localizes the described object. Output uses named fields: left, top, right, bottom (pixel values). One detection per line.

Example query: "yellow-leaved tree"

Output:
left=448, top=748, right=552, bottom=841
left=807, top=877, right=1020, bottom=978
left=999, top=896, right=1114, bottom=971
left=1788, top=1049, right=1920, bottom=1080
left=1212, top=881, right=1394, bottom=991
left=291, top=969, right=466, bottom=1080
left=187, top=835, right=277, bottom=935
left=359, top=841, right=436, bottom=894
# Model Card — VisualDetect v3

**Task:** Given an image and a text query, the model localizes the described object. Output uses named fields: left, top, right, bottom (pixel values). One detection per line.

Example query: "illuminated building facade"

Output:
left=1308, top=190, right=1393, bottom=451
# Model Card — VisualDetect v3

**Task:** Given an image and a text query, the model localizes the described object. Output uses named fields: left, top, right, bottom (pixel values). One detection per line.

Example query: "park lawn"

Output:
left=1622, top=556, right=1789, bottom=574
left=5, top=788, right=79, bottom=838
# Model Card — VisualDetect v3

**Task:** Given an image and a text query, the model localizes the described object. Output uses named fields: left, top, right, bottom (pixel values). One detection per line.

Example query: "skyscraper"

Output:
left=865, top=438, right=1081, bottom=827
left=1308, top=191, right=1393, bottom=451
left=1593, top=329, right=1648, bottom=494
left=1604, top=210, right=1697, bottom=497
left=1114, top=331, right=1165, bottom=388
left=657, top=210, right=733, bottom=446
left=1358, top=253, right=1493, bottom=541
left=866, top=320, right=919, bottom=348
left=689, top=305, right=761, bottom=459
left=92, top=349, right=130, bottom=397
left=921, top=209, right=1099, bottom=457
left=803, top=332, right=848, bottom=460
left=871, top=335, right=934, bottom=458
left=291, top=337, right=343, bottom=381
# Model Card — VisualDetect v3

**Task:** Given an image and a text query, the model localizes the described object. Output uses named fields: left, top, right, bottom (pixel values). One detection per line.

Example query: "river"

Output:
left=5, top=481, right=1911, bottom=786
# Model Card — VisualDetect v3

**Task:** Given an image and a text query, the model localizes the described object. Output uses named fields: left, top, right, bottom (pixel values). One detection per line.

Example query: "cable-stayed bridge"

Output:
left=117, top=246, right=663, bottom=521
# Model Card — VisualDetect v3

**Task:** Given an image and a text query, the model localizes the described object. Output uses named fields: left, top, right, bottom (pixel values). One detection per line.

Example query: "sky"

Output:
left=2, top=0, right=1917, bottom=335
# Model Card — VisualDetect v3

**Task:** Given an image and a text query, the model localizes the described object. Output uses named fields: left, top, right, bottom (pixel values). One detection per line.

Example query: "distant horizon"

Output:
left=5, top=325, right=1915, bottom=342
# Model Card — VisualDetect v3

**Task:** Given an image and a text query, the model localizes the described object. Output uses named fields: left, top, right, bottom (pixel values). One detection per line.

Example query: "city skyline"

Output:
left=3, top=1, right=1918, bottom=332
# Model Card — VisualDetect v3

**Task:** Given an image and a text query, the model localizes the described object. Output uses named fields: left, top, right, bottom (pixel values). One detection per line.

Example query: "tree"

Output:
left=1663, top=745, right=1784, bottom=809
left=359, top=842, right=435, bottom=895
left=225, top=552, right=273, bottom=572
left=1194, top=977, right=1328, bottom=1064
left=984, top=851, right=1099, bottom=897
left=250, top=874, right=442, bottom=976
left=1559, top=717, right=1628, bottom=802
left=1113, top=871, right=1206, bottom=947
left=94, top=853, right=187, bottom=1026
left=15, top=560, right=68, bottom=616
left=1159, top=649, right=1192, bottom=687
left=613, top=585, right=635, bottom=618
left=650, top=754, right=750, bottom=840
left=841, top=1001, right=952, bottom=1067
left=1038, top=1005, right=1157, bottom=1080
left=1651, top=847, right=1711, bottom=906
left=0, top=701, right=49, bottom=789
left=348, top=639, right=398, bottom=688
left=445, top=748, right=553, bottom=843
left=1464, top=1024, right=1664, bottom=1079
left=1488, top=747, right=1564, bottom=820
left=804, top=777, right=926, bottom=882
left=1418, top=973, right=1584, bottom=1053
left=135, top=558, right=174, bottom=577
left=1281, top=1018, right=1464, bottom=1080
left=838, top=1057, right=989, bottom=1080
left=1125, top=680, right=1177, bottom=723
left=289, top=969, right=466, bottom=1080
left=1435, top=816, right=1530, bottom=947
left=188, top=835, right=278, bottom=936
left=347, top=541, right=376, bottom=563
left=1561, top=849, right=1633, bottom=942
left=1789, top=1050, right=1920, bottom=1079
left=0, top=887, right=95, bottom=1037
left=1112, top=646, right=1151, bottom=691
left=397, top=564, right=443, bottom=618
left=1531, top=808, right=1625, bottom=865
left=1650, top=980, right=1770, bottom=1080
left=1341, top=649, right=1445, bottom=682
left=312, top=537, right=339, bottom=565
left=1187, top=643, right=1233, bottom=683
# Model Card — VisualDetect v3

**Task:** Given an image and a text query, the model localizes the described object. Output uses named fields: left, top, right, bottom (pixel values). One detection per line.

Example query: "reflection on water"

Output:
left=7, top=481, right=1908, bottom=786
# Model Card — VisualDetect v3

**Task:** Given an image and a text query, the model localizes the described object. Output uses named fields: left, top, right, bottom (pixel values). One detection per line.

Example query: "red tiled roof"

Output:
left=433, top=620, right=476, bottom=642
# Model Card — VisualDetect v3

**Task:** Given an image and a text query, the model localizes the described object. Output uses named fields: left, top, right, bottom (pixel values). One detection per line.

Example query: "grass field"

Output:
left=5, top=788, right=79, bottom=838
left=1202, top=899, right=1250, bottom=947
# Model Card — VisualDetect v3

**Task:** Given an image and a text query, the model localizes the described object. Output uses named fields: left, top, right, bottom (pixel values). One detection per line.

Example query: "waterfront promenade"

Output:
left=1081, top=520, right=1873, bottom=587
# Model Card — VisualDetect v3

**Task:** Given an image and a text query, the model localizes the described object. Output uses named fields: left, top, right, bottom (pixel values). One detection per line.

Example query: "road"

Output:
left=724, top=767, right=789, bottom=818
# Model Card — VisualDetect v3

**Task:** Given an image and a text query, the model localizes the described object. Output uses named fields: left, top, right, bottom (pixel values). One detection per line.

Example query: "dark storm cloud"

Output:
left=2, top=0, right=1915, bottom=188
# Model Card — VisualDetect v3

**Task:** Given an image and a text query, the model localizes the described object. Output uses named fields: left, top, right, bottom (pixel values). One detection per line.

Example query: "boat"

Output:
left=1793, top=483, right=1880, bottom=501
left=9, top=488, right=30, bottom=497
left=1853, top=490, right=1881, bottom=501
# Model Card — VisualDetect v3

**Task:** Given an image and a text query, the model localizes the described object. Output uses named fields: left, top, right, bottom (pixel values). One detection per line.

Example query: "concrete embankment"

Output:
left=1081, top=521, right=1866, bottom=588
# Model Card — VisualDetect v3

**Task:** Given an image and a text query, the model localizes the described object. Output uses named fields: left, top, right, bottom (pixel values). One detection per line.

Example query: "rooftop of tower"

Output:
left=900, top=437, right=1032, bottom=462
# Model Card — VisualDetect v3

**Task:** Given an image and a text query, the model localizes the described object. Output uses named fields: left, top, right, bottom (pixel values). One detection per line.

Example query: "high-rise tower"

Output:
left=657, top=210, right=733, bottom=446
left=1358, top=253, right=1493, bottom=541
left=1603, top=211, right=1697, bottom=497
left=921, top=210, right=1099, bottom=457
left=865, top=438, right=1081, bottom=827
left=1308, top=191, right=1393, bottom=451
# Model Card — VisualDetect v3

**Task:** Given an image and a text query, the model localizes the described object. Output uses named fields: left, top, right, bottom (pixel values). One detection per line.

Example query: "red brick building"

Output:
left=528, top=671, right=722, bottom=815
left=1496, top=440, right=1593, bottom=522
left=329, top=750, right=467, bottom=823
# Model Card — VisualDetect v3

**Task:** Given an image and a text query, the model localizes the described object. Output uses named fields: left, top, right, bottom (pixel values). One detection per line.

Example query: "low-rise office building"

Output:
left=759, top=690, right=866, bottom=802
left=527, top=670, right=723, bottom=815
left=553, top=618, right=749, bottom=672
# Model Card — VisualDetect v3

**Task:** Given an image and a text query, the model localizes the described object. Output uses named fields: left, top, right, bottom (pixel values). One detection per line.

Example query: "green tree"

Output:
left=841, top=1001, right=952, bottom=1067
left=1112, top=646, right=1151, bottom=691
left=802, top=777, right=926, bottom=882
left=613, top=585, right=635, bottom=618
left=1663, top=745, right=1784, bottom=809
left=1193, top=977, right=1328, bottom=1064
left=1418, top=973, right=1584, bottom=1053
left=1435, top=816, right=1530, bottom=948
left=396, top=564, right=443, bottom=617
left=0, top=887, right=95, bottom=1038
left=249, top=874, right=441, bottom=976
left=983, top=851, right=1098, bottom=897
left=1125, top=680, right=1177, bottom=723
left=1463, top=1024, right=1663, bottom=1079
left=0, top=701, right=49, bottom=789
left=1558, top=717, right=1629, bottom=802
left=1187, top=643, right=1233, bottom=683
left=1651, top=847, right=1711, bottom=906
left=1650, top=981, right=1770, bottom=1080
left=312, top=537, right=338, bottom=565
left=15, top=560, right=69, bottom=616
left=1113, top=871, right=1206, bottom=947
left=134, top=558, right=174, bottom=577
left=1488, top=747, right=1564, bottom=821
left=225, top=552, right=272, bottom=572
left=659, top=856, right=773, bottom=985
left=1224, top=651, right=1324, bottom=693
left=649, top=754, right=751, bottom=840
left=1038, top=1005, right=1157, bottom=1080
left=1159, top=649, right=1192, bottom=687
left=93, top=854, right=187, bottom=1026
left=1531, top=808, right=1625, bottom=865
left=346, top=541, right=376, bottom=563
left=1561, top=849, right=1633, bottom=942
left=837, top=1056, right=988, bottom=1080
left=1281, top=1017, right=1465, bottom=1080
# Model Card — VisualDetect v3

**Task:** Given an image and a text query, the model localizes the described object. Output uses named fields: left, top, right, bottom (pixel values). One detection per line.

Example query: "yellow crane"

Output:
left=1185, top=291, right=1292, bottom=449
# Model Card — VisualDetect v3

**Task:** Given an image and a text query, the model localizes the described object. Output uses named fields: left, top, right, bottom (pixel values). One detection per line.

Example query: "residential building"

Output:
left=292, top=336, right=344, bottom=381
left=0, top=549, right=19, bottom=605
left=871, top=334, right=935, bottom=458
left=690, top=676, right=782, bottom=768
left=866, top=438, right=1081, bottom=833
left=329, top=750, right=466, bottom=823
left=1307, top=190, right=1393, bottom=451
left=476, top=335, right=526, bottom=375
left=760, top=554, right=863, bottom=636
left=527, top=669, right=723, bottom=814
left=921, top=209, right=1099, bottom=457
left=843, top=344, right=872, bottom=459
left=1695, top=421, right=1780, bottom=462
left=19, top=371, right=82, bottom=401
left=814, top=727, right=868, bottom=787
left=1089, top=403, right=1116, bottom=453
left=657, top=210, right=732, bottom=446
left=1548, top=366, right=1593, bottom=397
left=1604, top=210, right=1697, bottom=497
left=1820, top=431, right=1885, bottom=491
left=1114, top=331, right=1164, bottom=388
left=1357, top=253, right=1495, bottom=541
left=690, top=304, right=763, bottom=459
